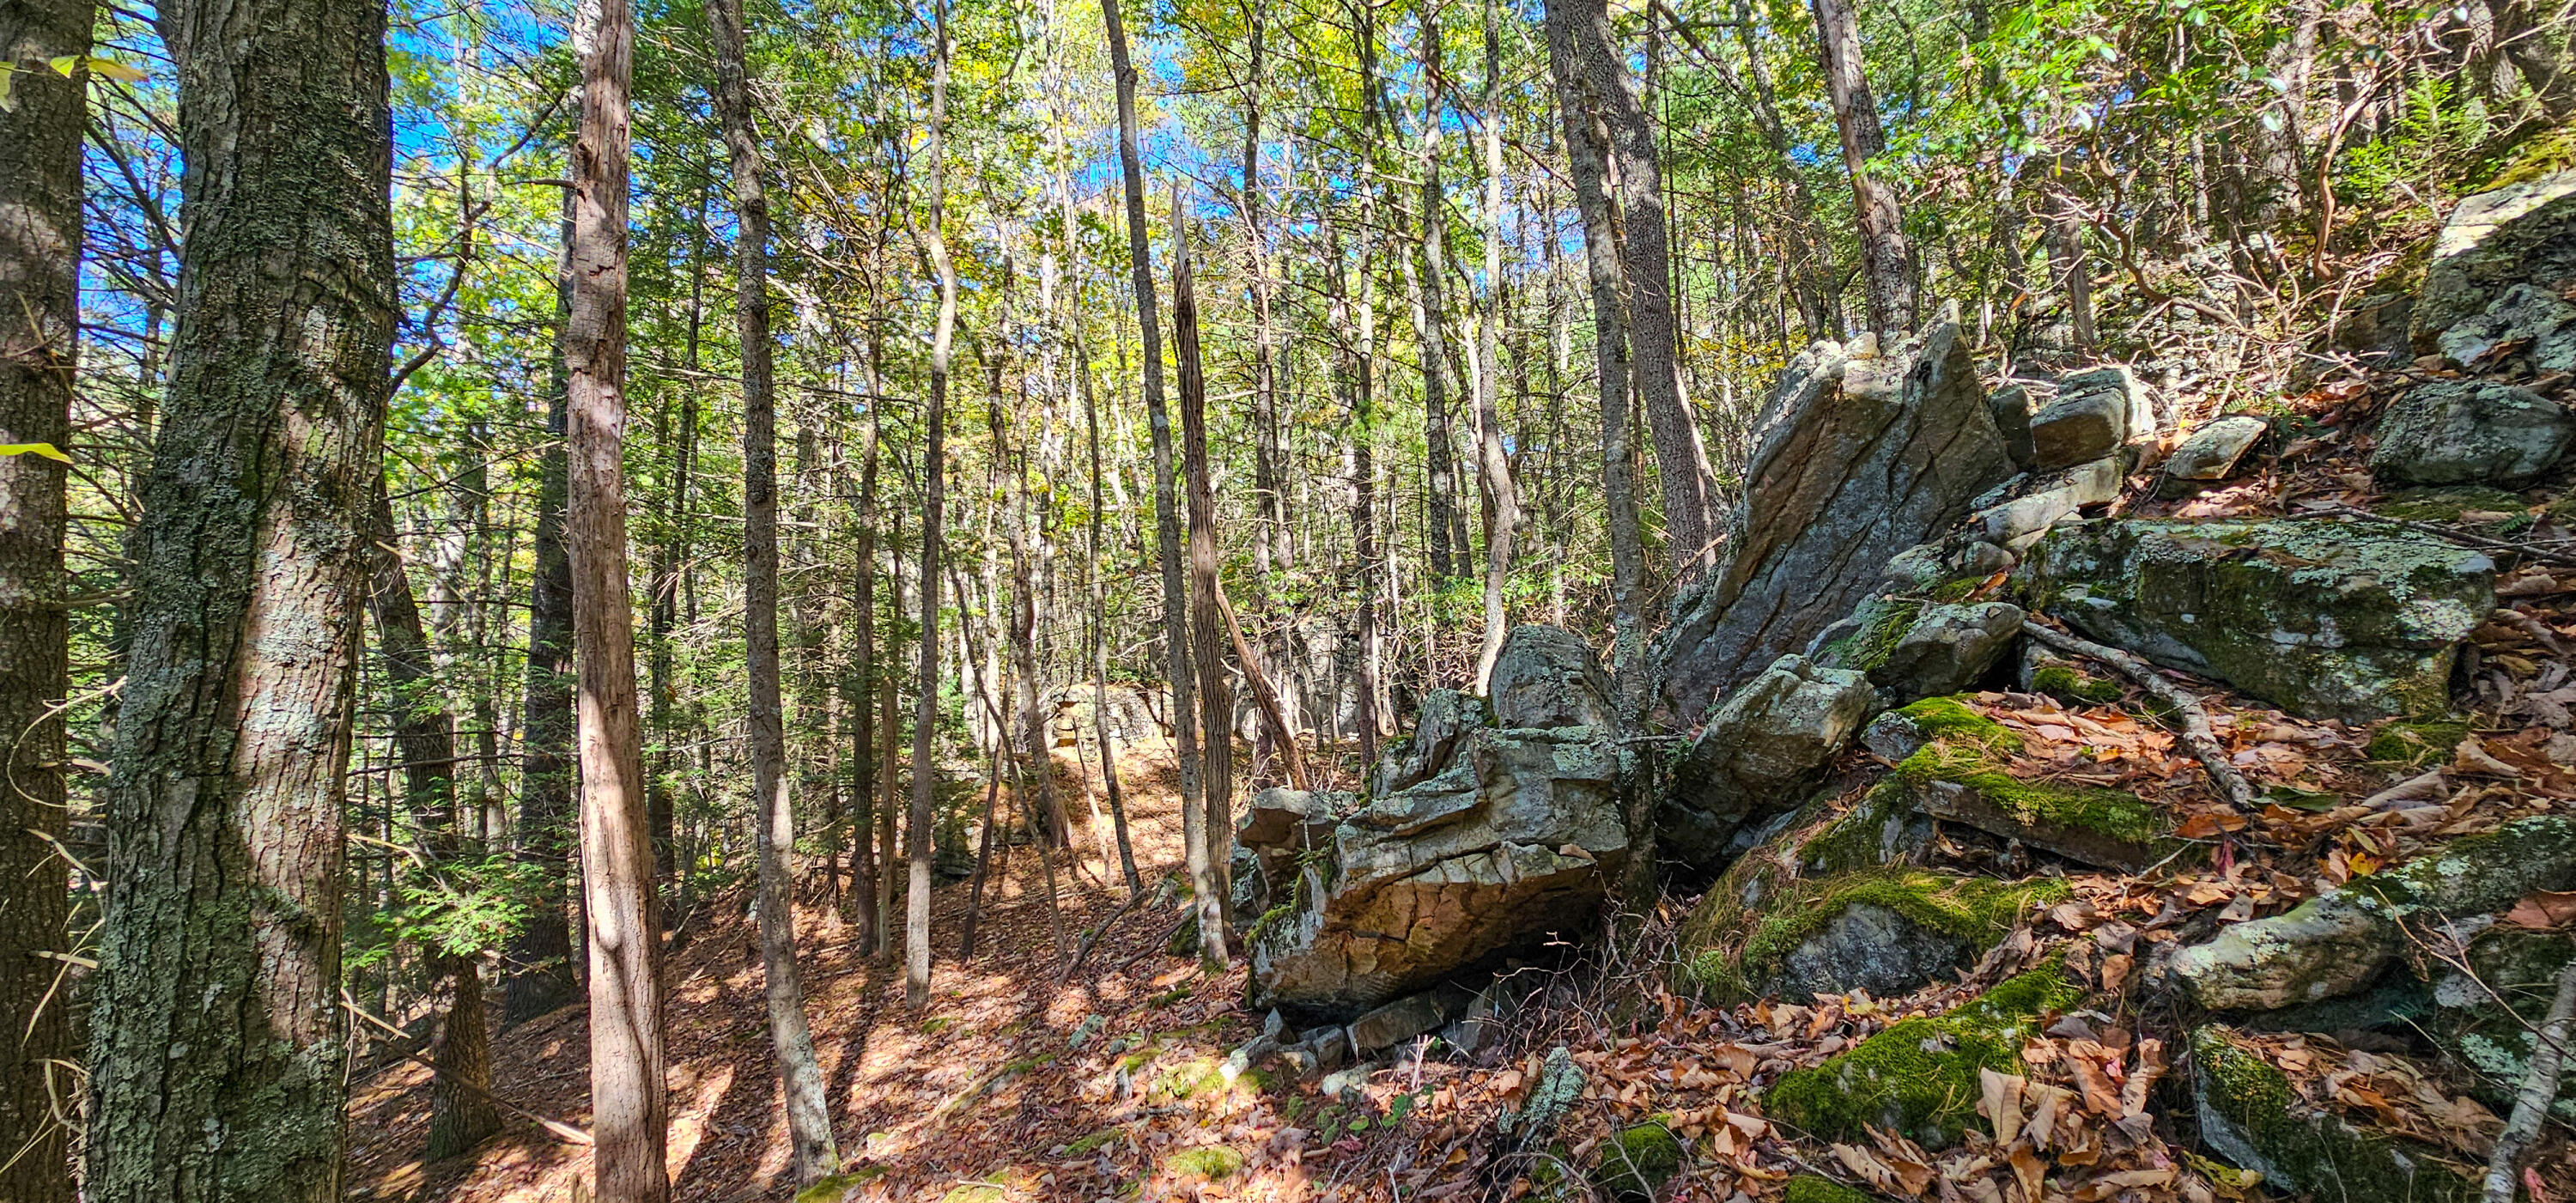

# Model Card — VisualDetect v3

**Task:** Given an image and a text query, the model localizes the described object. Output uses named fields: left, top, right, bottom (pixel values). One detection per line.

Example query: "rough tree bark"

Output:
left=1173, top=194, right=1234, bottom=958
left=562, top=0, right=669, bottom=1192
left=0, top=2, right=85, bottom=1194
left=908, top=0, right=957, bottom=1012
left=1542, top=0, right=1649, bottom=721
left=1076, top=332, right=1143, bottom=894
left=846, top=338, right=885, bottom=949
left=1550, top=0, right=1720, bottom=571
left=366, top=487, right=501, bottom=1161
left=1808, top=0, right=1916, bottom=337
left=1414, top=15, right=1465, bottom=583
left=82, top=0, right=395, bottom=1190
left=709, top=0, right=838, bottom=1178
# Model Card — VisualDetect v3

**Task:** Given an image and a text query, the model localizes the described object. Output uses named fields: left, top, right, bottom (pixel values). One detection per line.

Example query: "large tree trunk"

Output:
left=1172, top=197, right=1234, bottom=959
left=367, top=487, right=501, bottom=1161
left=0, top=3, right=85, bottom=1194
left=1103, top=0, right=1207, bottom=936
left=1549, top=0, right=1719, bottom=572
left=1808, top=0, right=1916, bottom=337
left=710, top=0, right=837, bottom=1179
left=83, top=0, right=395, bottom=1190
left=907, top=0, right=957, bottom=1012
left=563, top=0, right=668, bottom=1194
left=1471, top=0, right=1522, bottom=696
left=1542, top=0, right=1649, bottom=721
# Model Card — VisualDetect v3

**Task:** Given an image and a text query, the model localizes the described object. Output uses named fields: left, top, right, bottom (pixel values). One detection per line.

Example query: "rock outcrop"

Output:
left=1656, top=322, right=2017, bottom=718
left=2368, top=378, right=2575, bottom=487
left=2018, top=518, right=2496, bottom=720
left=1662, top=655, right=1875, bottom=871
left=2413, top=165, right=2576, bottom=343
left=1243, top=625, right=1629, bottom=1014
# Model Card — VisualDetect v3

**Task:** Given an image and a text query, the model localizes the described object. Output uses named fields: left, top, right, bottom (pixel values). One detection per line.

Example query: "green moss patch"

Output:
left=794, top=1165, right=890, bottom=1203
left=1892, top=744, right=2174, bottom=871
left=1888, top=696, right=2024, bottom=753
left=2030, top=664, right=2121, bottom=706
left=2365, top=718, right=2469, bottom=764
left=2190, top=1026, right=2474, bottom=1203
left=1765, top=965, right=2086, bottom=1146
left=1824, top=598, right=1926, bottom=673
left=1164, top=1145, right=1246, bottom=1182
left=1591, top=1115, right=1683, bottom=1199
left=1062, top=1127, right=1128, bottom=1157
left=1785, top=1176, right=1878, bottom=1203
left=1739, top=869, right=2066, bottom=987
left=2374, top=486, right=2528, bottom=524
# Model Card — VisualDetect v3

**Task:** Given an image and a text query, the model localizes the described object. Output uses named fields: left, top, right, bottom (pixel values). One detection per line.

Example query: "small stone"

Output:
left=2059, top=364, right=2160, bottom=442
left=2371, top=378, right=2575, bottom=487
left=1969, top=458, right=2123, bottom=550
left=1990, top=384, right=2038, bottom=470
left=1317, top=1066, right=1371, bottom=1101
left=2159, top=416, right=2269, bottom=498
left=1347, top=989, right=1456, bottom=1055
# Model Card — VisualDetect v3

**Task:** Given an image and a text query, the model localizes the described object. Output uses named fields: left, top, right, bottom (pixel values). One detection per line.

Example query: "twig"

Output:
left=1114, top=909, right=1196, bottom=975
left=2021, top=620, right=2258, bottom=811
left=1061, top=887, right=1153, bottom=979
left=2482, top=948, right=2576, bottom=1203
left=2320, top=503, right=2576, bottom=569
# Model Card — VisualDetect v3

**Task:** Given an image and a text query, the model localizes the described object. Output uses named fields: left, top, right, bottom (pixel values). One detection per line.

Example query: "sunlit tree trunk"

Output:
left=1171, top=197, right=1234, bottom=958
left=710, top=0, right=837, bottom=1177
left=83, top=0, right=395, bottom=1189
left=562, top=0, right=668, bottom=1191
left=1472, top=0, right=1522, bottom=696
left=907, top=0, right=957, bottom=1012
left=1809, top=0, right=1917, bottom=337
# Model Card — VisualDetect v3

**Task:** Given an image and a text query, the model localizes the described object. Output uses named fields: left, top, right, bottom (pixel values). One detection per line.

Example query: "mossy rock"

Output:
left=1735, top=869, right=2066, bottom=1000
left=1819, top=598, right=1927, bottom=675
left=2190, top=1026, right=2476, bottom=1203
left=1795, top=781, right=1935, bottom=878
left=1890, top=743, right=2175, bottom=871
left=2357, top=815, right=2576, bottom=915
left=2364, top=718, right=2469, bottom=764
left=1591, top=1115, right=1684, bottom=1199
left=1061, top=1127, right=1128, bottom=1157
left=2427, top=927, right=2576, bottom=1122
left=1765, top=964, right=2086, bottom=1146
left=2373, top=486, right=2529, bottom=525
left=793, top=1165, right=890, bottom=1203
left=2029, top=664, right=2121, bottom=707
left=1163, top=1145, right=1246, bottom=1182
left=1862, top=695, right=2024, bottom=763
left=937, top=1185, right=1006, bottom=1203
left=1785, top=1176, right=1878, bottom=1203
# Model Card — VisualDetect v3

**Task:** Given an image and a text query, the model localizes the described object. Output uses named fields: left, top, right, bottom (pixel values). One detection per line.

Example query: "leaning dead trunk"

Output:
left=1173, top=194, right=1233, bottom=960
left=82, top=0, right=397, bottom=1190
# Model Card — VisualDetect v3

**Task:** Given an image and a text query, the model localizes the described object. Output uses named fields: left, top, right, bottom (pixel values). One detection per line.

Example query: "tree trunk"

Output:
left=563, top=0, right=668, bottom=1193
left=1076, top=331, right=1143, bottom=894
left=1472, top=0, right=1522, bottom=695
left=1542, top=0, right=1649, bottom=721
left=1550, top=0, right=1719, bottom=572
left=1172, top=195, right=1234, bottom=960
left=877, top=506, right=904, bottom=959
left=0, top=3, right=84, bottom=1193
left=505, top=140, right=582, bottom=1032
left=82, top=0, right=394, bottom=1189
left=368, top=487, right=501, bottom=1161
left=908, top=0, right=957, bottom=1012
left=847, top=345, right=885, bottom=948
left=1808, top=0, right=1916, bottom=337
left=1103, top=0, right=1206, bottom=931
left=709, top=0, right=835, bottom=1178
left=1414, top=15, right=1464, bottom=584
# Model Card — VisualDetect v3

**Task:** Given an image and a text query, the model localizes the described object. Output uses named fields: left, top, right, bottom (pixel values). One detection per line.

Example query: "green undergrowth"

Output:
left=1592, top=1115, right=1683, bottom=1199
left=1765, top=964, right=2086, bottom=1146
left=793, top=1164, right=890, bottom=1203
left=1163, top=1145, right=1246, bottom=1181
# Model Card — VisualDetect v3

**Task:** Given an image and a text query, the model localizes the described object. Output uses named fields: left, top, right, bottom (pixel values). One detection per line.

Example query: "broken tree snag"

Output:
left=1212, top=580, right=1309, bottom=791
left=2020, top=620, right=2258, bottom=811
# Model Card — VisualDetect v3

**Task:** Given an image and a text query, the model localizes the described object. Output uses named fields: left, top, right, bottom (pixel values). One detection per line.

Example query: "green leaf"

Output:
left=0, top=442, right=74, bottom=464
left=50, top=55, right=149, bottom=82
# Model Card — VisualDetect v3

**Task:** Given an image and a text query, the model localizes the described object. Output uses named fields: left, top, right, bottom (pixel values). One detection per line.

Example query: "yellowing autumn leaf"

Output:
left=0, top=442, right=71, bottom=463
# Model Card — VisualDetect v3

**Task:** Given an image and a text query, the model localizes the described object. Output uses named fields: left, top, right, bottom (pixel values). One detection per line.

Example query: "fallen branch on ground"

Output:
left=2020, top=620, right=2258, bottom=811
left=342, top=993, right=592, bottom=1145
left=2482, top=948, right=2576, bottom=1203
left=1062, top=887, right=1154, bottom=979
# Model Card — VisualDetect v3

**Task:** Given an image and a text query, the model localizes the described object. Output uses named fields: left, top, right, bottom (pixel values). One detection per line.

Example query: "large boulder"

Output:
left=1245, top=625, right=1628, bottom=1014
left=1662, top=655, right=1876, bottom=871
left=2414, top=166, right=2576, bottom=344
left=2018, top=518, right=2495, bottom=720
left=1656, top=323, right=2017, bottom=718
left=1487, top=624, right=1615, bottom=730
left=2369, top=378, right=2575, bottom=488
left=2435, top=281, right=2576, bottom=373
